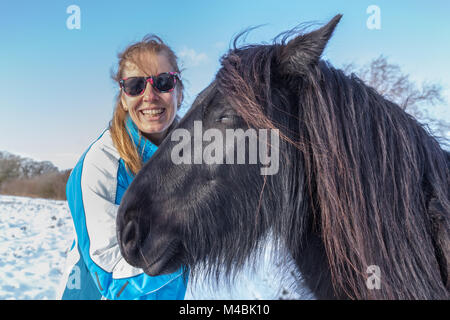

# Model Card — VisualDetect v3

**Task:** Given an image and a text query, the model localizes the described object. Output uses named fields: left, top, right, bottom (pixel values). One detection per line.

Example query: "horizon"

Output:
left=1, top=0, right=449, bottom=170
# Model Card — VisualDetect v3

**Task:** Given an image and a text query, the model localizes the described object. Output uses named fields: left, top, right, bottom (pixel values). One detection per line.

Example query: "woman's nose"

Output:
left=143, top=81, right=159, bottom=101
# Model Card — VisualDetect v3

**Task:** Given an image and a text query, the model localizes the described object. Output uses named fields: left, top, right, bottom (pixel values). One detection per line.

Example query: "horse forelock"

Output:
left=215, top=42, right=449, bottom=299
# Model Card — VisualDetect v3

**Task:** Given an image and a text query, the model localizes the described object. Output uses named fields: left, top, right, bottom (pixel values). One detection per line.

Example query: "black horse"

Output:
left=117, top=15, right=450, bottom=299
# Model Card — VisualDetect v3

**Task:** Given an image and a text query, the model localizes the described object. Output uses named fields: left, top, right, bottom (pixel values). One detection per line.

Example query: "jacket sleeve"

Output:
left=66, top=131, right=187, bottom=300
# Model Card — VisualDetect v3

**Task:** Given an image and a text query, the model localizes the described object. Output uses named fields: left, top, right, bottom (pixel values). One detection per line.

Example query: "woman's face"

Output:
left=120, top=52, right=181, bottom=145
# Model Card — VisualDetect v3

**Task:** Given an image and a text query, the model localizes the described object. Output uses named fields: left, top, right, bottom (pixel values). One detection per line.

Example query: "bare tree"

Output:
left=342, top=55, right=449, bottom=145
left=0, top=152, right=21, bottom=185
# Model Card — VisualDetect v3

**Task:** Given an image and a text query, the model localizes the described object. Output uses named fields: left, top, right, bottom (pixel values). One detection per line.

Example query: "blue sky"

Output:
left=1, top=0, right=449, bottom=169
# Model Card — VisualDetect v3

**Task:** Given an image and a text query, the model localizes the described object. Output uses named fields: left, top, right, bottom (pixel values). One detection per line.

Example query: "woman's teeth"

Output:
left=141, top=108, right=164, bottom=116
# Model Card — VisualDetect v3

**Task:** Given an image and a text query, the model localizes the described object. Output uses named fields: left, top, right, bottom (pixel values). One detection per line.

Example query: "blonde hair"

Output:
left=109, top=35, right=183, bottom=175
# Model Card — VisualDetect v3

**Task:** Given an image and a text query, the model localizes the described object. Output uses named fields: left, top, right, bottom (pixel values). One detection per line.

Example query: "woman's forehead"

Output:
left=122, top=52, right=173, bottom=77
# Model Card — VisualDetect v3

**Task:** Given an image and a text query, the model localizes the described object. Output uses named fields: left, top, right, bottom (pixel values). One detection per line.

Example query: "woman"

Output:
left=59, top=35, right=187, bottom=300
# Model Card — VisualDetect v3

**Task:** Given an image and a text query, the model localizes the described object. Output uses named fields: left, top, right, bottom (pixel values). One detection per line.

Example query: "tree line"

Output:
left=0, top=151, right=71, bottom=200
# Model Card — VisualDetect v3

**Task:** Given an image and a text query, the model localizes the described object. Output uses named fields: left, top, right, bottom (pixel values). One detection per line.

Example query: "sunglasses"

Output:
left=119, top=72, right=180, bottom=96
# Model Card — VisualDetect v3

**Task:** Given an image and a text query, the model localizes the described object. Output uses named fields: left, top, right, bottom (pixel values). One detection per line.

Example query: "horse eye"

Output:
left=216, top=115, right=236, bottom=123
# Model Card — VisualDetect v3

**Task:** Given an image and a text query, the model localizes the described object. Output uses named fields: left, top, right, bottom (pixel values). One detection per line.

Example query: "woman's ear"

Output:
left=177, top=91, right=183, bottom=110
left=120, top=93, right=128, bottom=112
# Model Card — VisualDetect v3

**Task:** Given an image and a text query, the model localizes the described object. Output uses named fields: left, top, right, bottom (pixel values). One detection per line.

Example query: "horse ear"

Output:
left=279, top=14, right=342, bottom=75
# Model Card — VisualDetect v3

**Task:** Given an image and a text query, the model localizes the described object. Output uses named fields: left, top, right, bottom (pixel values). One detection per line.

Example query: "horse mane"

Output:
left=216, top=30, right=450, bottom=299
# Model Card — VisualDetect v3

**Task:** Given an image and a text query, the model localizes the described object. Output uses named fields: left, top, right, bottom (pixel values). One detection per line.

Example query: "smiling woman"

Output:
left=58, top=35, right=188, bottom=300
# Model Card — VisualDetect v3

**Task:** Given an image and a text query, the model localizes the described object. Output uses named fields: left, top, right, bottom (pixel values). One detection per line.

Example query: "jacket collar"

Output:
left=125, top=115, right=158, bottom=164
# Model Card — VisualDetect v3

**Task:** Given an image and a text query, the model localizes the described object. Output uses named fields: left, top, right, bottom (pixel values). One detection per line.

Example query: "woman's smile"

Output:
left=139, top=107, right=166, bottom=120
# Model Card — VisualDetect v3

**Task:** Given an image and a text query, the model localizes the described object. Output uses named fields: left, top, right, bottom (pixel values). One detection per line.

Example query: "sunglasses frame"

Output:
left=119, top=72, right=180, bottom=96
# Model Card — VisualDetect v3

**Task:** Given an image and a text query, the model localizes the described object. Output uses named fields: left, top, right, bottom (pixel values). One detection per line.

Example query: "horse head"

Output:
left=117, top=14, right=450, bottom=299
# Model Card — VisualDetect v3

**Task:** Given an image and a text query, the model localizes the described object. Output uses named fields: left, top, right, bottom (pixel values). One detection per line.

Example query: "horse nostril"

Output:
left=123, top=220, right=136, bottom=244
left=120, top=219, right=141, bottom=262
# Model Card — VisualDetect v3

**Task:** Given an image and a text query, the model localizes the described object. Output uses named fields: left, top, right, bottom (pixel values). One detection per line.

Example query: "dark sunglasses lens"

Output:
left=123, top=78, right=146, bottom=96
left=154, top=73, right=176, bottom=92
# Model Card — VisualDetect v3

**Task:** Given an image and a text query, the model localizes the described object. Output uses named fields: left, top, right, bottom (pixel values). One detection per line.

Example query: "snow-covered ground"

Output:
left=0, top=195, right=73, bottom=299
left=0, top=195, right=313, bottom=300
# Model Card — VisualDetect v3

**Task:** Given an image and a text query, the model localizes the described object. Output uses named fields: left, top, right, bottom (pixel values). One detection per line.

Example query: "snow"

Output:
left=0, top=195, right=73, bottom=299
left=0, top=195, right=314, bottom=300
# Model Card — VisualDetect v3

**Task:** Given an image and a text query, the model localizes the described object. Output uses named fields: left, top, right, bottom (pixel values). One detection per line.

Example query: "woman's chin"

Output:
left=141, top=126, right=170, bottom=145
